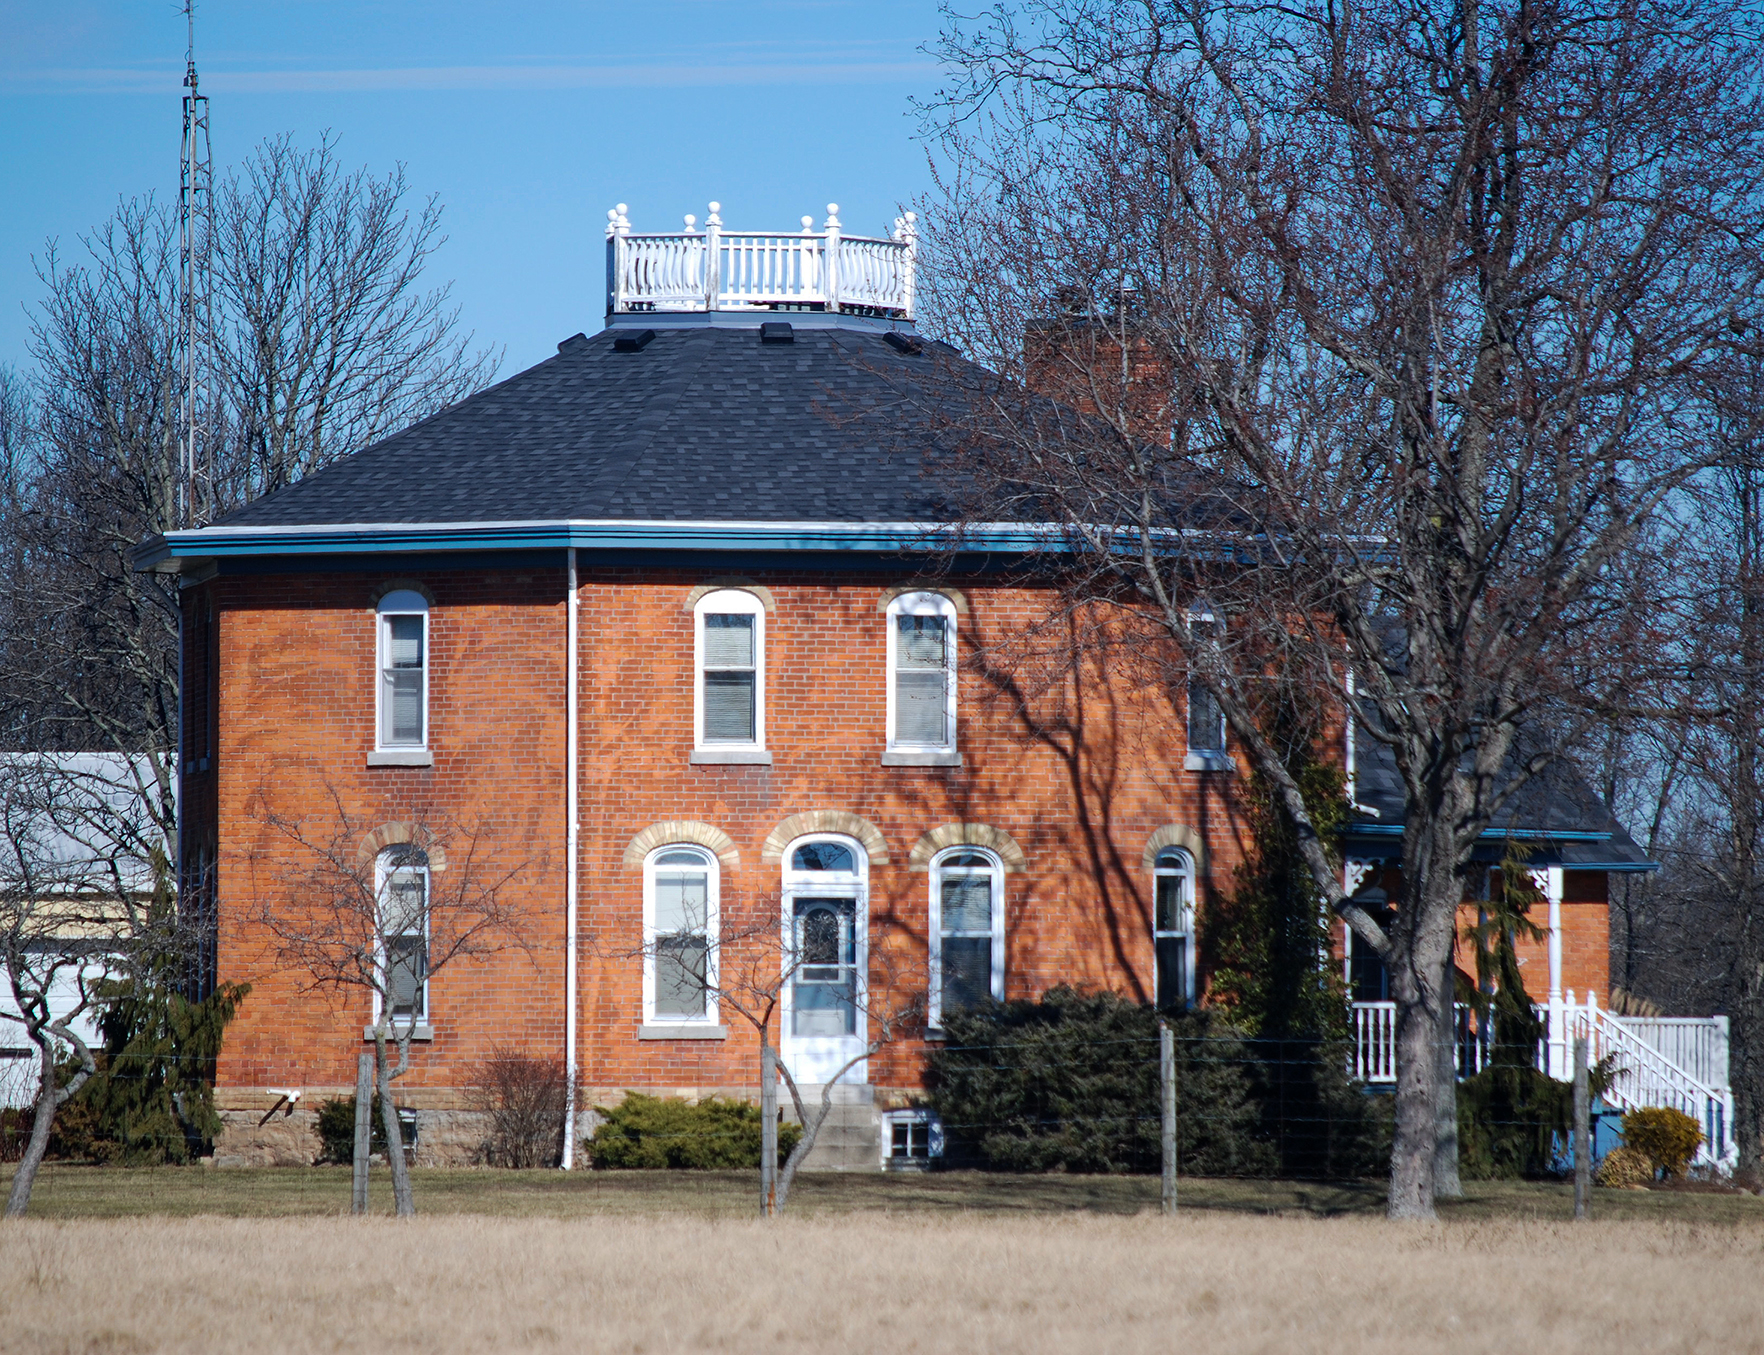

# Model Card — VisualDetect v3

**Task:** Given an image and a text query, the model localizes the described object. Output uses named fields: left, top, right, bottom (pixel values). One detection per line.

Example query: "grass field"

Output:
left=2, top=1169, right=1761, bottom=1352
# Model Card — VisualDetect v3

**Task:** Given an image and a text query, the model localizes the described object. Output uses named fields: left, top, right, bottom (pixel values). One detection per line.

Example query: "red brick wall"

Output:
left=203, top=564, right=1256, bottom=1100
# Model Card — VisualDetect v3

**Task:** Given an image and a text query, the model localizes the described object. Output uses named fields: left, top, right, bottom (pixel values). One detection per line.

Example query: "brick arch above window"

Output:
left=622, top=820, right=740, bottom=871
left=683, top=578, right=776, bottom=613
left=369, top=578, right=435, bottom=609
left=909, top=823, right=1027, bottom=872
left=355, top=821, right=449, bottom=873
left=760, top=811, right=890, bottom=864
left=877, top=582, right=969, bottom=615
left=1142, top=823, right=1206, bottom=875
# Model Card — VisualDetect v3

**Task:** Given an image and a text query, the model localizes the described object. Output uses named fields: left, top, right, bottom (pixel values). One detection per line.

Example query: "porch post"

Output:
left=1533, top=866, right=1566, bottom=1078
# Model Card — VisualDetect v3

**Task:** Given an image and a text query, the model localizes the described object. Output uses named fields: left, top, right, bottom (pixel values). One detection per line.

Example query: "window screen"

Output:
left=652, top=859, right=711, bottom=1019
left=894, top=614, right=949, bottom=745
left=702, top=614, right=756, bottom=742
left=382, top=614, right=426, bottom=746
left=939, top=863, right=995, bottom=1015
left=1188, top=680, right=1224, bottom=753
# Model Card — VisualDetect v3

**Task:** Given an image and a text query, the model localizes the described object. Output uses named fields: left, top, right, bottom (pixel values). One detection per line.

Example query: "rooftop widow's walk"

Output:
left=606, top=202, right=918, bottom=319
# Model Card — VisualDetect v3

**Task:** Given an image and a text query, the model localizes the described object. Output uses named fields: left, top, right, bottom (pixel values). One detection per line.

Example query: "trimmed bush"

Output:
left=928, top=987, right=1276, bottom=1176
left=588, top=1094, right=801, bottom=1169
left=1595, top=1144, right=1653, bottom=1187
left=1622, top=1107, right=1703, bottom=1179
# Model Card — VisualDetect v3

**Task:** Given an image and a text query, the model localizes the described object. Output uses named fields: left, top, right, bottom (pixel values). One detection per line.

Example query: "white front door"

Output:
left=779, top=836, right=868, bottom=1085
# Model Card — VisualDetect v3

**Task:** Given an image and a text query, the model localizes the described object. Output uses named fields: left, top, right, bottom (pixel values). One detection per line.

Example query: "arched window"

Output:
left=377, top=844, right=429, bottom=1026
left=376, top=590, right=430, bottom=750
left=886, top=591, right=957, bottom=757
left=780, top=835, right=868, bottom=1081
left=643, top=845, right=719, bottom=1025
left=1153, top=847, right=1194, bottom=1011
left=929, top=846, right=1004, bottom=1028
left=694, top=589, right=766, bottom=755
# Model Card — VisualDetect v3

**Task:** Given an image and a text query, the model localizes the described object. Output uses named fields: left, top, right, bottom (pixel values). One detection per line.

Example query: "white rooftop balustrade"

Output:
left=605, top=202, right=917, bottom=319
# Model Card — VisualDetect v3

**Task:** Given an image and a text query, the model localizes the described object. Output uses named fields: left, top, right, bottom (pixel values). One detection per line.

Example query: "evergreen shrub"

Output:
left=314, top=1095, right=387, bottom=1163
left=587, top=1093, right=801, bottom=1169
left=928, top=986, right=1275, bottom=1175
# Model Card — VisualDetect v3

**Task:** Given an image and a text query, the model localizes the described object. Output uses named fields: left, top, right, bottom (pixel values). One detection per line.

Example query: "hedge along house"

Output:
left=135, top=202, right=1671, bottom=1168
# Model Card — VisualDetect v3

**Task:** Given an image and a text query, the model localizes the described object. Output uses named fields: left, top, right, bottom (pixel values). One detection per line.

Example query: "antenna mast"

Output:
left=178, top=1, right=214, bottom=528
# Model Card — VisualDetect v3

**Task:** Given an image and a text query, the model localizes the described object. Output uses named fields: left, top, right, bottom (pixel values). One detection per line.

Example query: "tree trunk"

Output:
left=1433, top=950, right=1464, bottom=1199
left=3, top=1044, right=59, bottom=1219
left=1388, top=836, right=1461, bottom=1219
left=1733, top=929, right=1764, bottom=1178
left=374, top=1036, right=415, bottom=1217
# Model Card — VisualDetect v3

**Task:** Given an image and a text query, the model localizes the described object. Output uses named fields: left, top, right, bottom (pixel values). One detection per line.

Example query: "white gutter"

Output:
left=561, top=547, right=580, bottom=1168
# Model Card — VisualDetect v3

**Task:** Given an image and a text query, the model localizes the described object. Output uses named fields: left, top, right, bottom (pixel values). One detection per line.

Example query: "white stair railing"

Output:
left=605, top=202, right=918, bottom=317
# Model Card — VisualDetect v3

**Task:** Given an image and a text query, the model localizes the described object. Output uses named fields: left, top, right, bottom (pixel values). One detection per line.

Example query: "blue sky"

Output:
left=0, top=0, right=948, bottom=377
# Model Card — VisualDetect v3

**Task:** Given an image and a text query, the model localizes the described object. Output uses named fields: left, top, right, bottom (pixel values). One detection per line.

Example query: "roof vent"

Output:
left=612, top=329, right=656, bottom=353
left=557, top=332, right=589, bottom=353
left=760, top=322, right=795, bottom=345
left=883, top=331, right=924, bottom=355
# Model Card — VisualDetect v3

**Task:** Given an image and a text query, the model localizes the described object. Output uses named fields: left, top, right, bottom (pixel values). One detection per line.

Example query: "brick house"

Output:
left=135, top=204, right=1681, bottom=1168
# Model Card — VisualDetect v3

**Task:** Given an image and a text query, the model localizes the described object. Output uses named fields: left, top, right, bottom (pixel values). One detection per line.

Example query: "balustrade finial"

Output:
left=800, top=216, right=814, bottom=235
left=706, top=202, right=722, bottom=226
left=683, top=213, right=697, bottom=234
left=825, top=203, right=841, bottom=229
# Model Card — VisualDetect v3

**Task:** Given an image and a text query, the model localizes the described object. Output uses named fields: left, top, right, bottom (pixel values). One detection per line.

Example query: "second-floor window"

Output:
left=888, top=592, right=957, bottom=753
left=695, top=589, right=766, bottom=750
left=377, top=590, right=430, bottom=749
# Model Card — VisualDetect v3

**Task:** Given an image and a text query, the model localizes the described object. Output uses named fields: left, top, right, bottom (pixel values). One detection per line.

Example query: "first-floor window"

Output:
left=1153, top=848, right=1192, bottom=1010
left=931, top=848, right=1004, bottom=1026
left=379, top=846, right=429, bottom=1022
left=646, top=846, right=717, bottom=1022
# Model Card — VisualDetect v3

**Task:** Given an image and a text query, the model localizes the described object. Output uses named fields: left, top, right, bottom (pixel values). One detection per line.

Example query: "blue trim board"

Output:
left=1345, top=822, right=1612, bottom=842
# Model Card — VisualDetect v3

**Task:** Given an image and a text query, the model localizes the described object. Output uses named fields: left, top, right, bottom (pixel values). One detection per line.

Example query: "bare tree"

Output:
left=594, top=881, right=925, bottom=1217
left=0, top=754, right=169, bottom=1217
left=246, top=790, right=527, bottom=1215
left=920, top=0, right=1764, bottom=1216
left=0, top=135, right=496, bottom=941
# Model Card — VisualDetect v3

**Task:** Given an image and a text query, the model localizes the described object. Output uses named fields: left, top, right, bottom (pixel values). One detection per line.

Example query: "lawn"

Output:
left=5, top=1161, right=1763, bottom=1223
left=2, top=1205, right=1762, bottom=1354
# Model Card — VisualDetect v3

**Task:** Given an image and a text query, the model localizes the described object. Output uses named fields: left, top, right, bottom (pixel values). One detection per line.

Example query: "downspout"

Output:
left=561, top=547, right=580, bottom=1168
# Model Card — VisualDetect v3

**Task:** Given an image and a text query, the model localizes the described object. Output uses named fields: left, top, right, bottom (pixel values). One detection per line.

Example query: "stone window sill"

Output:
left=368, top=749, right=434, bottom=767
left=689, top=748, right=773, bottom=765
left=1185, top=752, right=1236, bottom=773
left=363, top=1024, right=433, bottom=1042
left=881, top=749, right=963, bottom=767
left=638, top=1023, right=729, bottom=1040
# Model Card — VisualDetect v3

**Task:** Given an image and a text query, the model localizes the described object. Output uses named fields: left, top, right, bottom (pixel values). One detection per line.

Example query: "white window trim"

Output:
left=372, top=852, right=430, bottom=1033
left=693, top=588, right=767, bottom=758
left=375, top=591, right=430, bottom=754
left=926, top=844, right=1005, bottom=1032
left=886, top=591, right=958, bottom=757
left=1152, top=848, right=1196, bottom=1008
left=641, top=844, right=720, bottom=1028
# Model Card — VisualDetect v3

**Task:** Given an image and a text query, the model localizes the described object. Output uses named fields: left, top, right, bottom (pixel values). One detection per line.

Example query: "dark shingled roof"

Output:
left=217, top=321, right=964, bottom=528
left=1348, top=733, right=1654, bottom=869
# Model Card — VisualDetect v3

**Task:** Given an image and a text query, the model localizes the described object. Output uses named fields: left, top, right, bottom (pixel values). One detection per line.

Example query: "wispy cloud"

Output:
left=3, top=56, right=937, bottom=96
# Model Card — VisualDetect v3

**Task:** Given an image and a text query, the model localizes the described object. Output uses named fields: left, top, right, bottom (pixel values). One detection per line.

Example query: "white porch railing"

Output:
left=1351, top=1001, right=1488, bottom=1083
left=1351, top=994, right=1735, bottom=1166
left=605, top=202, right=918, bottom=318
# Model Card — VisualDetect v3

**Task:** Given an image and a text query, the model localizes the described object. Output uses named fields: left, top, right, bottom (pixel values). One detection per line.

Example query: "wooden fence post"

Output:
left=761, top=1035, right=779, bottom=1218
left=1573, top=1036, right=1591, bottom=1221
left=351, top=1051, right=373, bottom=1215
left=1160, top=1020, right=1177, bottom=1215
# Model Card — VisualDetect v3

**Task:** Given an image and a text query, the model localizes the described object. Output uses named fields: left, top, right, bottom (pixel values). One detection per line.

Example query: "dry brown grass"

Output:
left=1, top=1211, right=1762, bottom=1353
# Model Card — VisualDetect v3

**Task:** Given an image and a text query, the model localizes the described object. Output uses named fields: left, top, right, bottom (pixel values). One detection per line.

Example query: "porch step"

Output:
left=783, top=1089, right=880, bottom=1171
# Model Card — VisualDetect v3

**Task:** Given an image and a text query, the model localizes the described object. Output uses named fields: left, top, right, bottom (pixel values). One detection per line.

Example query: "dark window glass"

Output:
left=791, top=841, right=855, bottom=873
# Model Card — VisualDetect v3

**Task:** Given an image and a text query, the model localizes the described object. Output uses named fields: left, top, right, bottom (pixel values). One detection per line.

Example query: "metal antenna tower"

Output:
left=178, top=0, right=214, bottom=528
